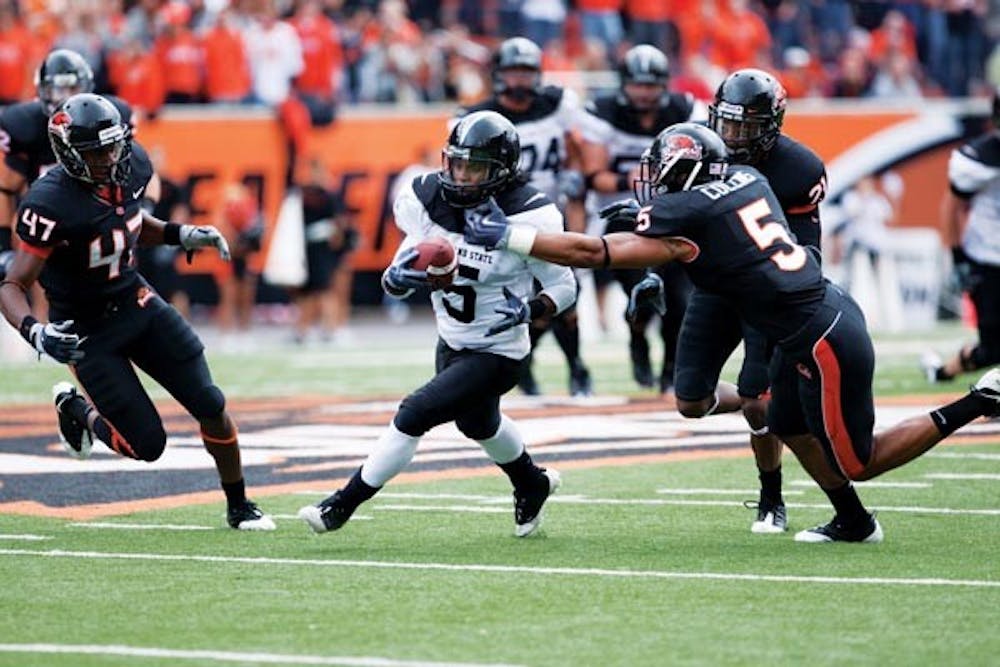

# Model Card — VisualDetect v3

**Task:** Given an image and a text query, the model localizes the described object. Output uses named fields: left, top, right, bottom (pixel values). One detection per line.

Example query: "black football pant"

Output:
left=61, top=286, right=225, bottom=461
left=395, top=339, right=525, bottom=440
left=967, top=261, right=1000, bottom=368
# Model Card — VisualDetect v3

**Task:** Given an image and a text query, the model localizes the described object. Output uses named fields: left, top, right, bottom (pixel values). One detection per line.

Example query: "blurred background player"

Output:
left=578, top=44, right=702, bottom=393
left=923, top=87, right=1000, bottom=385
left=453, top=36, right=592, bottom=397
left=298, top=112, right=570, bottom=537
left=216, top=181, right=264, bottom=335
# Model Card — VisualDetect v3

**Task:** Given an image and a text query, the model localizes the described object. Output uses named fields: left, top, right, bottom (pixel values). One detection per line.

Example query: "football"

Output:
left=412, top=237, right=458, bottom=288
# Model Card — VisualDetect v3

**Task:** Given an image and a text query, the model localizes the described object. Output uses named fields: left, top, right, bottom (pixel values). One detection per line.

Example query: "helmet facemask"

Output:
left=49, top=110, right=131, bottom=187
left=440, top=145, right=511, bottom=208
left=37, top=70, right=95, bottom=116
left=709, top=100, right=782, bottom=164
left=494, top=66, right=541, bottom=104
left=634, top=134, right=727, bottom=202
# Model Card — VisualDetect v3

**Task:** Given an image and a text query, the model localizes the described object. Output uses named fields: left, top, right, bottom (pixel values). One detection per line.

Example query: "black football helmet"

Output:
left=48, top=93, right=131, bottom=187
left=619, top=44, right=670, bottom=112
left=708, top=68, right=787, bottom=164
left=635, top=123, right=728, bottom=201
left=439, top=111, right=520, bottom=208
left=36, top=49, right=95, bottom=116
left=492, top=37, right=542, bottom=103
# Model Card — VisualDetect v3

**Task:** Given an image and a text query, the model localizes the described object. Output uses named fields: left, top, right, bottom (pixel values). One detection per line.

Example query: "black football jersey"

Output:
left=754, top=134, right=827, bottom=251
left=16, top=141, right=155, bottom=314
left=635, top=165, right=825, bottom=340
left=0, top=96, right=133, bottom=185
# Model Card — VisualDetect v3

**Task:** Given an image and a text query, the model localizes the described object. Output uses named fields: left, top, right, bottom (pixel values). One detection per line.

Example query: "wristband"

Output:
left=506, top=225, right=537, bottom=256
left=584, top=172, right=599, bottom=190
left=616, top=173, right=630, bottom=192
left=163, top=222, right=182, bottom=246
left=600, top=236, right=611, bottom=269
left=18, top=314, right=38, bottom=343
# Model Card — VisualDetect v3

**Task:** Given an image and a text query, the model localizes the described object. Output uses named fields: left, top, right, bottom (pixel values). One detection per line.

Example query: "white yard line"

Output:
left=788, top=480, right=933, bottom=489
left=68, top=522, right=216, bottom=531
left=924, top=473, right=1000, bottom=481
left=927, top=452, right=1000, bottom=461
left=376, top=504, right=510, bottom=514
left=0, top=548, right=996, bottom=589
left=0, top=644, right=522, bottom=667
left=0, top=534, right=51, bottom=541
left=271, top=514, right=373, bottom=521
left=655, top=488, right=805, bottom=496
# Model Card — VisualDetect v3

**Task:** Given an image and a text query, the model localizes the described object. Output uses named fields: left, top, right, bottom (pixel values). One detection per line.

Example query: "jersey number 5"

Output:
left=737, top=198, right=806, bottom=272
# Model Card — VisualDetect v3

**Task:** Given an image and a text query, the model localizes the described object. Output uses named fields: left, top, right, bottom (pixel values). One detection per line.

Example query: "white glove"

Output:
left=179, top=225, right=231, bottom=261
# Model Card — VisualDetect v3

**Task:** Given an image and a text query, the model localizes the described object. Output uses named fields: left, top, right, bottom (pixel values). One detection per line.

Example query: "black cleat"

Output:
left=298, top=491, right=355, bottom=533
left=514, top=468, right=561, bottom=537
left=630, top=344, right=654, bottom=388
left=745, top=496, right=787, bottom=534
left=52, top=382, right=94, bottom=460
left=795, top=513, right=883, bottom=543
left=227, top=499, right=276, bottom=531
left=569, top=362, right=593, bottom=397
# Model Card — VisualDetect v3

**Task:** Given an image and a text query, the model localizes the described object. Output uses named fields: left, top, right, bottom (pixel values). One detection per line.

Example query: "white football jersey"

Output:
left=392, top=173, right=577, bottom=360
left=452, top=86, right=583, bottom=204
left=949, top=136, right=1000, bottom=266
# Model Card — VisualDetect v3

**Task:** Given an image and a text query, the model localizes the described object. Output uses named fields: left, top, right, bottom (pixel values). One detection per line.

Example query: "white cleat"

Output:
left=795, top=516, right=883, bottom=544
left=227, top=500, right=276, bottom=531
left=971, top=367, right=1000, bottom=416
left=514, top=468, right=561, bottom=538
left=920, top=351, right=944, bottom=384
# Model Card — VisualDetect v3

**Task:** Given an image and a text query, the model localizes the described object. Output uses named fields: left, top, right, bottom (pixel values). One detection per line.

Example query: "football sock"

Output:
left=823, top=482, right=869, bottom=524
left=498, top=451, right=543, bottom=491
left=338, top=468, right=379, bottom=509
left=552, top=317, right=581, bottom=365
left=221, top=478, right=246, bottom=506
left=758, top=466, right=783, bottom=504
left=930, top=393, right=995, bottom=437
left=360, top=421, right=419, bottom=487
left=478, top=415, right=524, bottom=464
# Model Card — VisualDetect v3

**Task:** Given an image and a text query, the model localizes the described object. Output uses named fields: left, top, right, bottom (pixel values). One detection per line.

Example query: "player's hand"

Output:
left=383, top=247, right=429, bottom=293
left=600, top=198, right=641, bottom=232
left=557, top=169, right=585, bottom=199
left=464, top=198, right=511, bottom=250
left=486, top=287, right=530, bottom=337
left=29, top=320, right=85, bottom=364
left=179, top=225, right=231, bottom=262
left=626, top=271, right=666, bottom=323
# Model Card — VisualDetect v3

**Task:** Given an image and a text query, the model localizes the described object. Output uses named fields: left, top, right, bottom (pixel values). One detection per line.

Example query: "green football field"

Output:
left=0, top=319, right=998, bottom=666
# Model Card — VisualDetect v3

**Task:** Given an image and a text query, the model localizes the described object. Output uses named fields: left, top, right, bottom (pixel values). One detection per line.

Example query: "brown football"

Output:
left=411, top=237, right=457, bottom=288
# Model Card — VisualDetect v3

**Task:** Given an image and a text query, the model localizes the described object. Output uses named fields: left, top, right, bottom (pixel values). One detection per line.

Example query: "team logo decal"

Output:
left=662, top=134, right=703, bottom=161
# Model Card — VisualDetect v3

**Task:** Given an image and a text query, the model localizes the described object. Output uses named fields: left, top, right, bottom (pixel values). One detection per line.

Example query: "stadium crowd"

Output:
left=0, top=0, right=998, bottom=120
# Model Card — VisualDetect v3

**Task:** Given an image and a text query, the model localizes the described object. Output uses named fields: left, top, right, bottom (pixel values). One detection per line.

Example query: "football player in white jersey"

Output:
left=578, top=44, right=704, bottom=393
left=299, top=112, right=573, bottom=538
left=923, top=87, right=1000, bottom=383
left=452, top=37, right=592, bottom=397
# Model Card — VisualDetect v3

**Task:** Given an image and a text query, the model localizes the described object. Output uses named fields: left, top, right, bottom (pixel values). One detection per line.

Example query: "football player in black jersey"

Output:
left=0, top=94, right=274, bottom=531
left=299, top=112, right=570, bottom=537
left=579, top=44, right=701, bottom=393
left=464, top=123, right=1000, bottom=543
left=453, top=37, right=592, bottom=397
left=664, top=69, right=830, bottom=534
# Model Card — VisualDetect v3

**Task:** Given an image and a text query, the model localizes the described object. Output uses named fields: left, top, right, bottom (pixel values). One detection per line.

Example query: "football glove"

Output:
left=28, top=319, right=85, bottom=364
left=626, top=271, right=666, bottom=323
left=464, top=197, right=511, bottom=250
left=486, top=287, right=530, bottom=337
left=599, top=198, right=641, bottom=233
left=557, top=169, right=585, bottom=199
left=382, top=247, right=429, bottom=294
left=180, top=224, right=231, bottom=262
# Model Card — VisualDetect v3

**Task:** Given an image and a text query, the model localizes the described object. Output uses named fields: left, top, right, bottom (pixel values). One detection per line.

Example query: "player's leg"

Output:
left=551, top=303, right=592, bottom=396
left=456, top=386, right=560, bottom=537
left=615, top=267, right=654, bottom=388
left=924, top=263, right=1000, bottom=381
left=129, top=298, right=273, bottom=530
left=738, top=328, right=786, bottom=533
left=518, top=278, right=548, bottom=395
left=654, top=263, right=691, bottom=395
left=674, top=290, right=744, bottom=418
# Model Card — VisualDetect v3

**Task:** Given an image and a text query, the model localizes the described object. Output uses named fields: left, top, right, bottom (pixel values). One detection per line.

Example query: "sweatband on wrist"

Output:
left=18, top=315, right=38, bottom=343
left=584, top=172, right=599, bottom=190
left=600, top=236, right=611, bottom=269
left=616, top=173, right=630, bottom=192
left=506, top=225, right=537, bottom=256
left=163, top=223, right=183, bottom=246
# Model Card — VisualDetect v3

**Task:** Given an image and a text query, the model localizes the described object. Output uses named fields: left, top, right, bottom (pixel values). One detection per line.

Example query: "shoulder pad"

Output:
left=495, top=182, right=553, bottom=217
left=759, top=135, right=827, bottom=210
left=409, top=172, right=465, bottom=233
left=0, top=101, right=46, bottom=148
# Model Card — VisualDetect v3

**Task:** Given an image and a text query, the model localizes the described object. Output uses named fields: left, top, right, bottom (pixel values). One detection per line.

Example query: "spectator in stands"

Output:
left=943, top=0, right=988, bottom=96
left=870, top=51, right=924, bottom=99
left=625, top=0, right=679, bottom=60
left=216, top=182, right=264, bottom=334
left=201, top=7, right=253, bottom=104
left=291, top=0, right=343, bottom=126
left=762, top=0, right=811, bottom=67
left=830, top=47, right=874, bottom=97
left=155, top=1, right=203, bottom=104
left=868, top=9, right=919, bottom=66
left=107, top=34, right=166, bottom=117
left=576, top=0, right=624, bottom=58
left=53, top=5, right=106, bottom=83
left=243, top=0, right=304, bottom=107
left=0, top=4, right=30, bottom=105
left=778, top=46, right=826, bottom=99
left=808, top=0, right=854, bottom=65
left=710, top=0, right=773, bottom=71
left=123, top=0, right=162, bottom=49
left=521, top=0, right=566, bottom=50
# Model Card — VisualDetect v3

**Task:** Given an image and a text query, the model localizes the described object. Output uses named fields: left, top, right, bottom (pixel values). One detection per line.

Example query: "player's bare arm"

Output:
left=527, top=229, right=689, bottom=269
left=0, top=249, right=44, bottom=329
left=0, top=162, right=26, bottom=235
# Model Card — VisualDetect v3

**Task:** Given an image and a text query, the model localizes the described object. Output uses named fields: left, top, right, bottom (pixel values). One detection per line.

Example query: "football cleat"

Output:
left=794, top=514, right=883, bottom=543
left=514, top=468, right=561, bottom=537
left=630, top=344, right=654, bottom=388
left=227, top=499, right=276, bottom=531
left=920, top=351, right=945, bottom=384
left=971, top=367, right=1000, bottom=416
left=569, top=362, right=593, bottom=397
left=518, top=368, right=541, bottom=396
left=745, top=497, right=788, bottom=534
left=298, top=491, right=354, bottom=534
left=52, top=381, right=94, bottom=460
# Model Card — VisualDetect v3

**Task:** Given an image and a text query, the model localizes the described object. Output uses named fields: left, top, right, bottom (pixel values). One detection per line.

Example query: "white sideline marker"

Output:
left=0, top=534, right=51, bottom=541
left=0, top=548, right=997, bottom=589
left=0, top=643, right=523, bottom=667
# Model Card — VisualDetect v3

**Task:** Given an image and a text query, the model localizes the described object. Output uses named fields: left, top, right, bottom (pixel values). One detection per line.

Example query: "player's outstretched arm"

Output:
left=140, top=211, right=231, bottom=261
left=525, top=230, right=686, bottom=270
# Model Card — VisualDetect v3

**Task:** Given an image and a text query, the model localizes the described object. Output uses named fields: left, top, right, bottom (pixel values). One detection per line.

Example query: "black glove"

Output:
left=626, top=271, right=666, bottom=323
left=486, top=287, right=530, bottom=337
left=600, top=198, right=641, bottom=233
left=28, top=319, right=85, bottom=364
left=383, top=247, right=429, bottom=293
left=464, top=197, right=511, bottom=250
